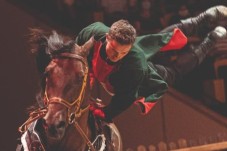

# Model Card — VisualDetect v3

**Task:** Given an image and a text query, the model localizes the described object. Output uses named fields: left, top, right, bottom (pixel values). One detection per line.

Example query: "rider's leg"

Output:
left=154, top=26, right=227, bottom=85
left=160, top=5, right=227, bottom=36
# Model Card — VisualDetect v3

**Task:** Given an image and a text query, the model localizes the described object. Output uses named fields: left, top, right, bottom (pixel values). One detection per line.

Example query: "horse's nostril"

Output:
left=49, top=125, right=57, bottom=136
left=57, top=121, right=66, bottom=129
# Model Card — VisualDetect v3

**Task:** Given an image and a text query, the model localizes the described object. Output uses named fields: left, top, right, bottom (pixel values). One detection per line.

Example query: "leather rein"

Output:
left=19, top=52, right=96, bottom=151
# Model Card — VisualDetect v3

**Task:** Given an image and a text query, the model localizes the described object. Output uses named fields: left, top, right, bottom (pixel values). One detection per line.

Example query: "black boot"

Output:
left=193, top=26, right=227, bottom=64
left=180, top=5, right=227, bottom=36
left=169, top=26, right=227, bottom=82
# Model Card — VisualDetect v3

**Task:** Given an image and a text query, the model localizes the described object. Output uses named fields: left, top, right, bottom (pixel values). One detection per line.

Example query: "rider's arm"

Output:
left=103, top=66, right=145, bottom=120
left=76, top=22, right=109, bottom=45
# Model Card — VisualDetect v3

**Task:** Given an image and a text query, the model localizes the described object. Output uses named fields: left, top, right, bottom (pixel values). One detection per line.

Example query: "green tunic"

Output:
left=76, top=22, right=174, bottom=119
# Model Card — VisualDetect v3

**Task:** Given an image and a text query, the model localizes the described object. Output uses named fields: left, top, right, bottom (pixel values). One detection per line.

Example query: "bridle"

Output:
left=19, top=52, right=96, bottom=151
left=44, top=52, right=89, bottom=124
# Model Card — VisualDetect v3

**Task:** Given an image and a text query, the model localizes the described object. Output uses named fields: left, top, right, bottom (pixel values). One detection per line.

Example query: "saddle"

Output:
left=16, top=119, right=46, bottom=151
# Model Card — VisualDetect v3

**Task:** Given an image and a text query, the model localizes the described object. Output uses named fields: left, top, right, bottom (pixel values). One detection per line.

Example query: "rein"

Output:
left=19, top=52, right=96, bottom=151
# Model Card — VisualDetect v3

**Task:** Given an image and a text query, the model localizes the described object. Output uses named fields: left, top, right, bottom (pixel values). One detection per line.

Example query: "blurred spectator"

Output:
left=55, top=0, right=79, bottom=30
left=100, top=0, right=127, bottom=25
left=168, top=3, right=201, bottom=45
left=55, top=0, right=99, bottom=32
left=92, top=0, right=104, bottom=22
left=126, top=0, right=140, bottom=26
left=169, top=4, right=191, bottom=25
left=136, top=0, right=163, bottom=34
left=76, top=0, right=98, bottom=26
left=157, top=0, right=174, bottom=28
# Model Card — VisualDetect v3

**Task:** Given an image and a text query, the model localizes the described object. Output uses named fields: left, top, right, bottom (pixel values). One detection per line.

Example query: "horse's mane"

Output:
left=28, top=28, right=76, bottom=110
left=29, top=28, right=75, bottom=73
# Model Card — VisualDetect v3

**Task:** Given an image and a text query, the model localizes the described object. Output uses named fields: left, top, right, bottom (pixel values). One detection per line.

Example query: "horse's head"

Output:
left=29, top=29, right=94, bottom=146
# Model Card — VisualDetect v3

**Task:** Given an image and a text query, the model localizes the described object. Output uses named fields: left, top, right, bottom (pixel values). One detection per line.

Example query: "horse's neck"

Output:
left=60, top=106, right=91, bottom=151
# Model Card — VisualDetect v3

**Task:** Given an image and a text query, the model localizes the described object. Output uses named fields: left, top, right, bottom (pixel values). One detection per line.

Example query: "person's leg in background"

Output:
left=153, top=5, right=227, bottom=85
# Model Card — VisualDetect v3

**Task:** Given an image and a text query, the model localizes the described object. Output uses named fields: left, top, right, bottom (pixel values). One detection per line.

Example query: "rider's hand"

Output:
left=89, top=105, right=106, bottom=119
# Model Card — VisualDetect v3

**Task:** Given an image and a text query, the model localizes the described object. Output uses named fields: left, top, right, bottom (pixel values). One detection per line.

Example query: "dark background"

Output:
left=1, top=0, right=227, bottom=150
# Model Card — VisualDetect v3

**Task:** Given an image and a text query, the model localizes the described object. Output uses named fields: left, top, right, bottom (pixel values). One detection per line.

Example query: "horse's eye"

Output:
left=57, top=121, right=66, bottom=129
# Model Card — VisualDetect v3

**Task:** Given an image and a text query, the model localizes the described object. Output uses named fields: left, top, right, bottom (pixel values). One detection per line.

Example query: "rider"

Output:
left=76, top=5, right=227, bottom=121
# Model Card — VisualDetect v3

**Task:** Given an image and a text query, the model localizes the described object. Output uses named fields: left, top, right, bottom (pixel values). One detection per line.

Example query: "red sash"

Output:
left=90, top=41, right=117, bottom=95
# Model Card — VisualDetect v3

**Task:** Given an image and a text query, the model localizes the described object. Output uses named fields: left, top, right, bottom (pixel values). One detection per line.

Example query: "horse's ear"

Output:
left=82, top=37, right=94, bottom=56
left=29, top=28, right=51, bottom=74
left=29, top=28, right=49, bottom=53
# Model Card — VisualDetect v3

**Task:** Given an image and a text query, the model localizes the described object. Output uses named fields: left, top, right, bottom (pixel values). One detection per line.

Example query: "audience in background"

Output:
left=135, top=0, right=162, bottom=34
left=126, top=0, right=140, bottom=31
left=30, top=0, right=226, bottom=36
left=168, top=4, right=191, bottom=25
left=100, top=0, right=127, bottom=25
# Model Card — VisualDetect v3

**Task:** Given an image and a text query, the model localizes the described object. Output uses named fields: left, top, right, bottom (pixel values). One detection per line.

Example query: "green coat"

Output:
left=76, top=22, right=175, bottom=119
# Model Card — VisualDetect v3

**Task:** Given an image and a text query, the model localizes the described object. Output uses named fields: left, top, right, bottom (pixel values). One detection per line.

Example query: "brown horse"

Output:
left=17, top=29, right=122, bottom=151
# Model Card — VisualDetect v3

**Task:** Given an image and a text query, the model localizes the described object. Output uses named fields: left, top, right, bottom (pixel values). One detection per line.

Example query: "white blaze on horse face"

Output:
left=44, top=104, right=67, bottom=123
left=43, top=103, right=67, bottom=139
left=45, top=60, right=65, bottom=87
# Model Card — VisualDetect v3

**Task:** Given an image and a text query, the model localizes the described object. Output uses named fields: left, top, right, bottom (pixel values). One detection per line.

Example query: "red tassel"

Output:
left=134, top=97, right=156, bottom=115
left=90, top=106, right=105, bottom=119
left=160, top=28, right=188, bottom=52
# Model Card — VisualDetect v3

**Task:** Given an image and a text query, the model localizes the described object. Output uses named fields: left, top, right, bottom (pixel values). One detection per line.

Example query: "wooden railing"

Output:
left=171, top=141, right=227, bottom=151
left=125, top=136, right=227, bottom=151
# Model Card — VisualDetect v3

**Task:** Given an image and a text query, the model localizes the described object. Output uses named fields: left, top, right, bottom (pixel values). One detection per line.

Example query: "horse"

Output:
left=17, top=29, right=122, bottom=151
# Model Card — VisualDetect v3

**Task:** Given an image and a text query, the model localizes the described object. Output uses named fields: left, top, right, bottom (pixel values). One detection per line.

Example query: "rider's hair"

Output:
left=108, top=19, right=136, bottom=45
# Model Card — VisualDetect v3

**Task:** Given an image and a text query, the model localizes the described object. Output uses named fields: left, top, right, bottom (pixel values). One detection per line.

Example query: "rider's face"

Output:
left=105, top=34, right=132, bottom=62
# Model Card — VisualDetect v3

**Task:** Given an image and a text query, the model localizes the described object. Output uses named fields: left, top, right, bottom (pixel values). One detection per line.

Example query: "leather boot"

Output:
left=170, top=26, right=227, bottom=81
left=180, top=5, right=227, bottom=36
left=193, top=26, right=227, bottom=64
